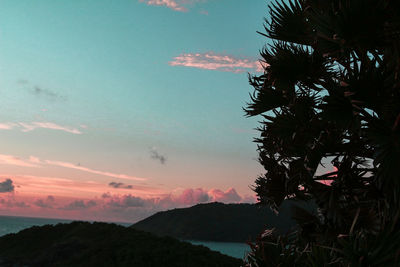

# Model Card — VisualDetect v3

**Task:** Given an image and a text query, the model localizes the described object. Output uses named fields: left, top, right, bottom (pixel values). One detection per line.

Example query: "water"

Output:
left=188, top=240, right=250, bottom=259
left=0, top=215, right=249, bottom=259
left=0, top=215, right=73, bottom=236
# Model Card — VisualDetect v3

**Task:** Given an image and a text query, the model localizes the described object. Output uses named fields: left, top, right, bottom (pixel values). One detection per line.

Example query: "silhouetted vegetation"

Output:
left=0, top=221, right=241, bottom=267
left=244, top=0, right=400, bottom=265
left=133, top=202, right=312, bottom=242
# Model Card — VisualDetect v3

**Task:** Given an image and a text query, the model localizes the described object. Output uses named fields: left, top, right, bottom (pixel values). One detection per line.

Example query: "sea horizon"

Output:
left=0, top=213, right=133, bottom=226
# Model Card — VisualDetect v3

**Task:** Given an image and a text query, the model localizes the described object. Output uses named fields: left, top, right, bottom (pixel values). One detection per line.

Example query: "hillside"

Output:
left=132, top=202, right=301, bottom=243
left=0, top=221, right=242, bottom=267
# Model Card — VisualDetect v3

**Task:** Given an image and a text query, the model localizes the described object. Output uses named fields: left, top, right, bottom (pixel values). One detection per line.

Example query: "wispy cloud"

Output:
left=18, top=79, right=67, bottom=101
left=139, top=0, right=208, bottom=12
left=150, top=147, right=166, bottom=164
left=0, top=153, right=146, bottom=184
left=33, top=86, right=66, bottom=101
left=0, top=122, right=83, bottom=134
left=0, top=123, right=17, bottom=130
left=0, top=154, right=40, bottom=168
left=19, top=122, right=82, bottom=134
left=169, top=52, right=264, bottom=73
left=29, top=156, right=41, bottom=164
left=8, top=174, right=156, bottom=200
left=45, top=160, right=147, bottom=181
left=139, top=0, right=187, bottom=12
left=199, top=9, right=208, bottom=15
left=17, top=79, right=29, bottom=85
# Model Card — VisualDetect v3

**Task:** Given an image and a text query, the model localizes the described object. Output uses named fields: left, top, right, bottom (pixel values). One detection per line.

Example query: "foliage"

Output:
left=244, top=0, right=400, bottom=265
left=0, top=221, right=242, bottom=267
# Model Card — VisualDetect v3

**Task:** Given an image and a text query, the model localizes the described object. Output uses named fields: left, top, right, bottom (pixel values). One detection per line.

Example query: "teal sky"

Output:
left=0, top=0, right=268, bottom=222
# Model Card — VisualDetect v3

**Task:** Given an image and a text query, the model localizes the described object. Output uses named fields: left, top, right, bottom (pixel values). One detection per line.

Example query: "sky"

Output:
left=0, top=0, right=268, bottom=222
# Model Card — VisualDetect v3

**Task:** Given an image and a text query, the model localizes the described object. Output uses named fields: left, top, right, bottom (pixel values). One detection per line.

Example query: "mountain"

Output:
left=0, top=221, right=241, bottom=267
left=132, top=201, right=301, bottom=243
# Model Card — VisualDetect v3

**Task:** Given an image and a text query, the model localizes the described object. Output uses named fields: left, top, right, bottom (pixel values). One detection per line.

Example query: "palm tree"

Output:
left=244, top=0, right=400, bottom=265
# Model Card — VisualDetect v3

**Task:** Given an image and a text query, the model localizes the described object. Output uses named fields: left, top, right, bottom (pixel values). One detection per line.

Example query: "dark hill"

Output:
left=132, top=202, right=301, bottom=243
left=0, top=221, right=242, bottom=267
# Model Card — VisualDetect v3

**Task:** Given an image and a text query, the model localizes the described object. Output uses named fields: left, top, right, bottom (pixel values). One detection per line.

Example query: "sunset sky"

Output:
left=0, top=0, right=268, bottom=222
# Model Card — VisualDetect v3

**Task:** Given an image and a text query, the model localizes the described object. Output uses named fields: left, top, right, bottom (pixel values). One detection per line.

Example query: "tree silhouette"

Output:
left=244, top=0, right=400, bottom=265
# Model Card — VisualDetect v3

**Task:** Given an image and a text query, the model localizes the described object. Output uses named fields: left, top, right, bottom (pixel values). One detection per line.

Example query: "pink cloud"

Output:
left=96, top=187, right=254, bottom=221
left=208, top=187, right=242, bottom=202
left=96, top=187, right=246, bottom=215
left=169, top=52, right=265, bottom=73
left=139, top=0, right=187, bottom=12
left=178, top=188, right=209, bottom=204
left=0, top=186, right=256, bottom=222
left=0, top=154, right=40, bottom=168
left=19, top=122, right=82, bottom=134
left=29, top=156, right=41, bottom=164
left=45, top=160, right=147, bottom=181
left=0, top=123, right=17, bottom=130
left=0, top=122, right=83, bottom=134
left=242, top=194, right=257, bottom=203
left=157, top=187, right=247, bottom=207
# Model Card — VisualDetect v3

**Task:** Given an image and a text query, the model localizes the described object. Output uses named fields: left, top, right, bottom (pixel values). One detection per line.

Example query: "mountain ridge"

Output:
left=132, top=201, right=299, bottom=243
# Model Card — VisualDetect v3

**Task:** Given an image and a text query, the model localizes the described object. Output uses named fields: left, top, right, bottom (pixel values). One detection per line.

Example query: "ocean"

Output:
left=0, top=215, right=249, bottom=259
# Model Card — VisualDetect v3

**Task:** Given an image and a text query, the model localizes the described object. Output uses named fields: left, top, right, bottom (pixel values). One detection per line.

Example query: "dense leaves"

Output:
left=244, top=0, right=400, bottom=265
